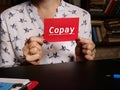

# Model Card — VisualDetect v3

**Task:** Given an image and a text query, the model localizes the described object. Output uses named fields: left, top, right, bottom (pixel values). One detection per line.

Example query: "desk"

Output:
left=0, top=60, right=120, bottom=90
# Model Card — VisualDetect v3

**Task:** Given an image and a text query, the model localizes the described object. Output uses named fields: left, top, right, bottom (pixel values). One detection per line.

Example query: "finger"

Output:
left=30, top=60, right=40, bottom=65
left=83, top=48, right=96, bottom=56
left=29, top=41, right=42, bottom=50
left=29, top=36, right=44, bottom=46
left=26, top=53, right=42, bottom=62
left=94, top=49, right=96, bottom=54
left=22, top=44, right=29, bottom=56
left=76, top=38, right=93, bottom=47
left=82, top=49, right=92, bottom=55
left=79, top=38, right=92, bottom=45
left=85, top=55, right=95, bottom=61
left=29, top=47, right=38, bottom=55
left=29, top=41, right=37, bottom=49
left=76, top=38, right=95, bottom=50
left=82, top=44, right=95, bottom=50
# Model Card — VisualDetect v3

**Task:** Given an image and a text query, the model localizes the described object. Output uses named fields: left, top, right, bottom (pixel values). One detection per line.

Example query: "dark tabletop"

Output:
left=0, top=59, right=120, bottom=90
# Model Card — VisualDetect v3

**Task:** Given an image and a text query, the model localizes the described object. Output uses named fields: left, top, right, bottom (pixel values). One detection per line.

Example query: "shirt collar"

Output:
left=58, top=0, right=66, bottom=11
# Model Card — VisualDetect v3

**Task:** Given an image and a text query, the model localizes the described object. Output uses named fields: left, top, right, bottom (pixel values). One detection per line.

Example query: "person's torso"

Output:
left=2, top=1, right=91, bottom=64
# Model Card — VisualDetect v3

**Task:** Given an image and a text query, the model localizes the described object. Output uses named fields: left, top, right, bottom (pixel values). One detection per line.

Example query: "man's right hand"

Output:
left=22, top=36, right=44, bottom=65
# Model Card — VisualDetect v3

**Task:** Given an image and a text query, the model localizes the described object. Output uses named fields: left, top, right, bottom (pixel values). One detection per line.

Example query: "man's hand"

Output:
left=22, top=36, right=44, bottom=65
left=75, top=38, right=96, bottom=61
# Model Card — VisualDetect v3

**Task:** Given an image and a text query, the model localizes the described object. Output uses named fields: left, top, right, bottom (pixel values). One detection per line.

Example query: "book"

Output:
left=110, top=23, right=120, bottom=27
left=100, top=23, right=107, bottom=40
left=116, top=4, right=120, bottom=15
left=107, top=20, right=120, bottom=25
left=96, top=27, right=102, bottom=42
left=90, top=8, right=104, bottom=12
left=104, top=19, right=120, bottom=30
left=110, top=27, right=120, bottom=32
left=92, top=20, right=106, bottom=39
left=105, top=0, right=111, bottom=6
left=112, top=1, right=120, bottom=15
left=105, top=0, right=117, bottom=14
left=89, top=0, right=120, bottom=16
left=103, top=18, right=120, bottom=43
left=0, top=78, right=39, bottom=90
left=90, top=0, right=106, bottom=5
left=104, top=0, right=113, bottom=14
left=108, top=37, right=120, bottom=43
left=109, top=0, right=117, bottom=15
left=0, top=78, right=30, bottom=85
left=92, top=27, right=98, bottom=43
left=90, top=4, right=105, bottom=9
left=107, top=31, right=120, bottom=38
left=0, top=82, right=14, bottom=90
left=90, top=10, right=104, bottom=16
left=89, top=0, right=106, bottom=16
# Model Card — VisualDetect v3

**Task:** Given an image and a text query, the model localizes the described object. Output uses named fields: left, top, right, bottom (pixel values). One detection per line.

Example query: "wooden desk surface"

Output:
left=0, top=60, right=120, bottom=90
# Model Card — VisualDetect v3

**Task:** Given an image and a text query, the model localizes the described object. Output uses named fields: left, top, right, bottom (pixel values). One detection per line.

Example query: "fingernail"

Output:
left=75, top=38, right=80, bottom=41
left=43, top=40, right=48, bottom=43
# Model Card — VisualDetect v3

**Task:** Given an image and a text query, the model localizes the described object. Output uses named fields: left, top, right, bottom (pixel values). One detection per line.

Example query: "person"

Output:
left=0, top=0, right=96, bottom=67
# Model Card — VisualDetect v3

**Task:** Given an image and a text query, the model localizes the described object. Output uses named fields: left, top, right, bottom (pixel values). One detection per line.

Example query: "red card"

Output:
left=44, top=18, right=79, bottom=42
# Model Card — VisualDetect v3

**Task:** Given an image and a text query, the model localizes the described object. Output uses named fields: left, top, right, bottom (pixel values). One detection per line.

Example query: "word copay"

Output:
left=44, top=18, right=79, bottom=42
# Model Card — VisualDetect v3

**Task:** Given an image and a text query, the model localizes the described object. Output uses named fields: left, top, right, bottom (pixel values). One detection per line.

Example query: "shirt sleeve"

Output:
left=86, top=13, right=92, bottom=40
left=79, top=11, right=92, bottom=40
left=0, top=13, right=16, bottom=67
left=85, top=13, right=92, bottom=40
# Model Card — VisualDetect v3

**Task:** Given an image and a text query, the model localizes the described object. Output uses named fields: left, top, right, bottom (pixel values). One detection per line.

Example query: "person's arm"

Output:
left=76, top=11, right=96, bottom=61
left=0, top=13, right=16, bottom=67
